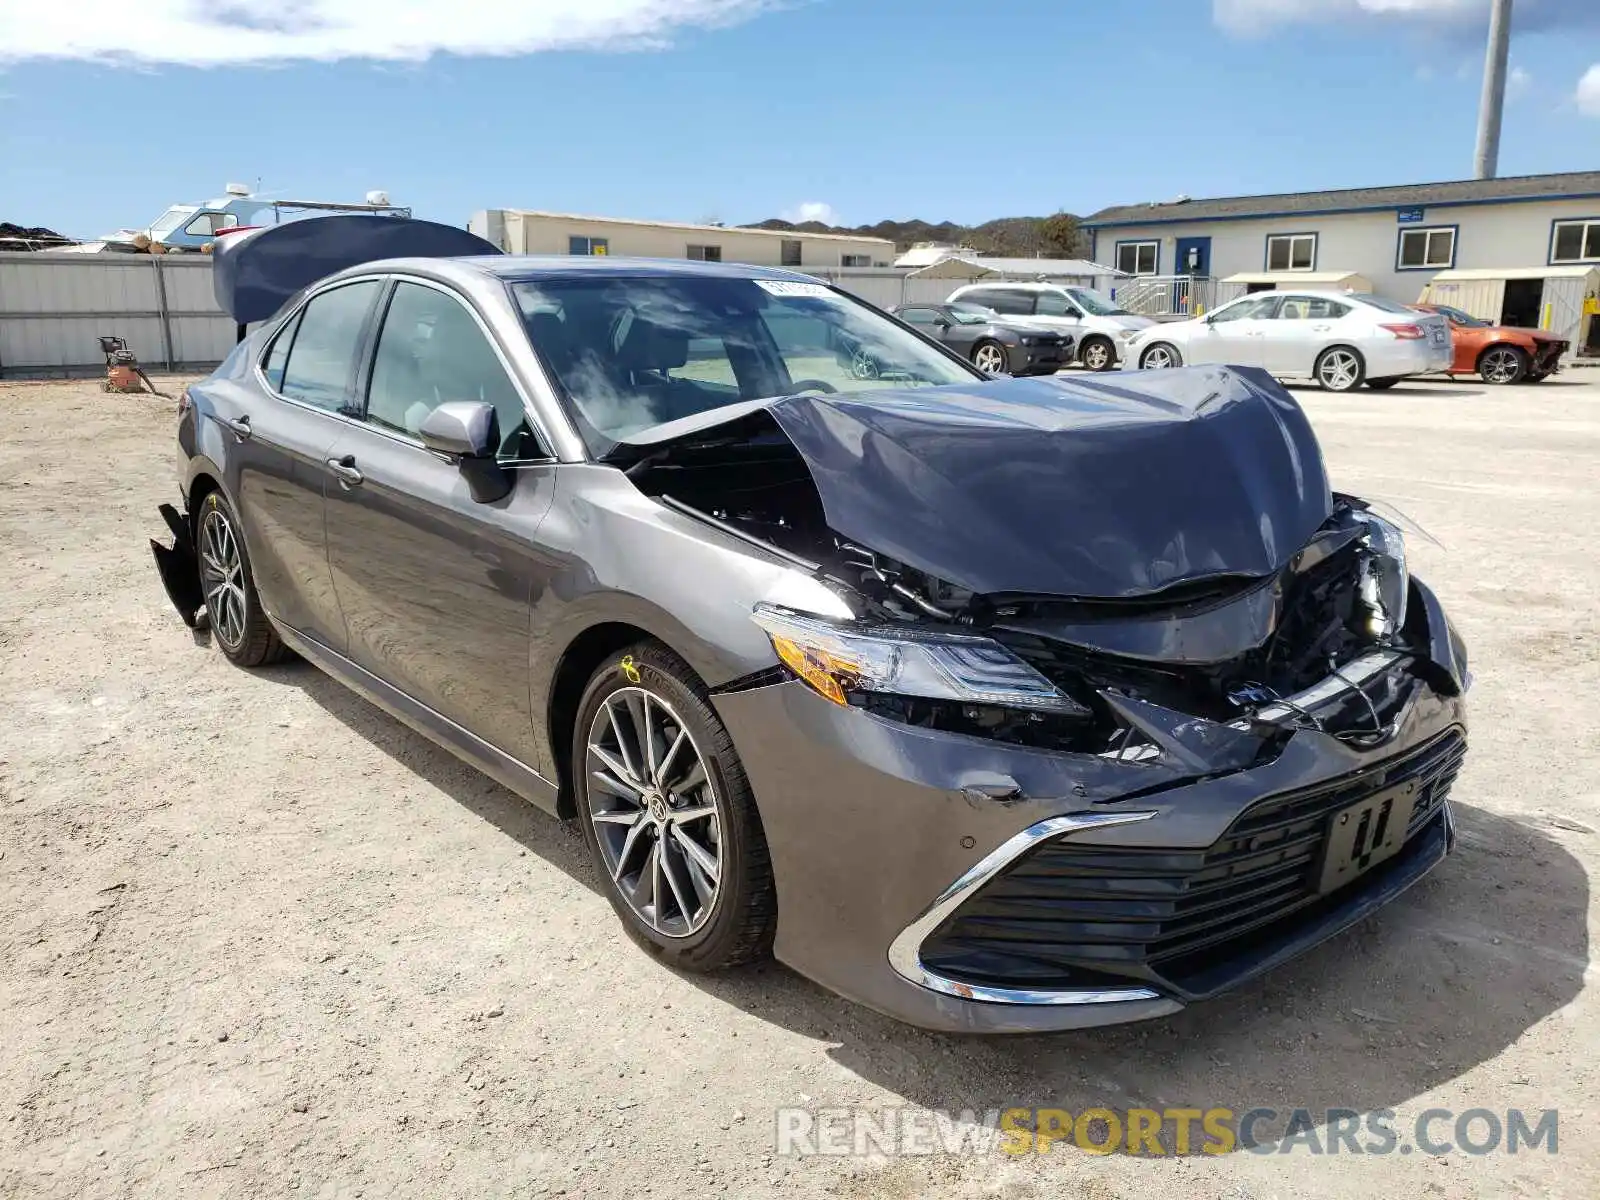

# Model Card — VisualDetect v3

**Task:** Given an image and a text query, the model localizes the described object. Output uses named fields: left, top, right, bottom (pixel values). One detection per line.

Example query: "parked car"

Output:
left=1126, top=291, right=1454, bottom=391
left=1410, top=303, right=1568, bottom=384
left=944, top=282, right=1156, bottom=371
left=889, top=303, right=1073, bottom=375
left=152, top=224, right=1470, bottom=1034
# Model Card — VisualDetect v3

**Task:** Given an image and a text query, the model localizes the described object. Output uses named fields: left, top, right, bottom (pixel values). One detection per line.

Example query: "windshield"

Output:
left=512, top=275, right=981, bottom=456
left=146, top=206, right=197, bottom=236
left=1065, top=287, right=1132, bottom=317
left=946, top=305, right=991, bottom=325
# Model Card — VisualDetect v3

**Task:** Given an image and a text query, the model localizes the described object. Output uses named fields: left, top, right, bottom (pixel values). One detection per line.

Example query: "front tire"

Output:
left=1079, top=336, right=1116, bottom=372
left=573, top=640, right=776, bottom=972
left=196, top=489, right=287, bottom=667
left=1315, top=346, right=1366, bottom=392
left=1139, top=343, right=1182, bottom=370
left=971, top=340, right=1009, bottom=375
left=1478, top=345, right=1527, bottom=385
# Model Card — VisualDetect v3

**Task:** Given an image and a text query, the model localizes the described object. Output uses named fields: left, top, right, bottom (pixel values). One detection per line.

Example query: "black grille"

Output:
left=921, top=730, right=1465, bottom=999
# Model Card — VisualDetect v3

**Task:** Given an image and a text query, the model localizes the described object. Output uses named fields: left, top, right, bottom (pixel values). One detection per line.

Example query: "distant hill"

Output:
left=742, top=213, right=1089, bottom=259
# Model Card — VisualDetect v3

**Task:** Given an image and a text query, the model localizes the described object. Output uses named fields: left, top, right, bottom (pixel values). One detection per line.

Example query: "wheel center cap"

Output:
left=645, top=790, right=668, bottom=823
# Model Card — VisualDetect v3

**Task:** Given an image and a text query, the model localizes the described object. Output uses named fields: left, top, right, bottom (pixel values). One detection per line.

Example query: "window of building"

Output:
left=1550, top=219, right=1600, bottom=264
left=781, top=240, right=803, bottom=267
left=568, top=236, right=610, bottom=256
left=1265, top=233, right=1317, bottom=272
left=1397, top=226, right=1456, bottom=270
left=686, top=244, right=722, bottom=262
left=841, top=254, right=871, bottom=267
left=1115, top=241, right=1159, bottom=276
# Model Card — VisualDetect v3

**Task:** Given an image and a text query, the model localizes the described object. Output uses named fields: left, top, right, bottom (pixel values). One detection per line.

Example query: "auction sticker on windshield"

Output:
left=755, top=281, right=834, bottom=298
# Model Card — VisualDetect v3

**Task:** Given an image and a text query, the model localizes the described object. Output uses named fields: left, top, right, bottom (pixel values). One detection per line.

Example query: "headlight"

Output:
left=1354, top=511, right=1408, bottom=639
left=751, top=604, right=1089, bottom=716
left=1019, top=336, right=1038, bottom=346
left=1115, top=328, right=1141, bottom=340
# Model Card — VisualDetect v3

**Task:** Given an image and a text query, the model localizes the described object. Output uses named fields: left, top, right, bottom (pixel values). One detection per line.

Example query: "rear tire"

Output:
left=1365, top=377, right=1400, bottom=390
left=573, top=640, right=776, bottom=973
left=1314, top=346, right=1366, bottom=392
left=195, top=489, right=287, bottom=668
left=1478, top=345, right=1527, bottom=385
left=1079, top=336, right=1116, bottom=372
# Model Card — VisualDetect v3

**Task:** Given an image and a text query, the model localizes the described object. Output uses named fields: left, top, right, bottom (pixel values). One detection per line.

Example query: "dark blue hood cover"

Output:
left=211, top=215, right=499, bottom=324
left=764, top=367, right=1332, bottom=599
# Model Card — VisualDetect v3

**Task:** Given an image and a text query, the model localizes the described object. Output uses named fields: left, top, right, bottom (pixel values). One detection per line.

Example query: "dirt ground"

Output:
left=1, top=370, right=1596, bottom=1200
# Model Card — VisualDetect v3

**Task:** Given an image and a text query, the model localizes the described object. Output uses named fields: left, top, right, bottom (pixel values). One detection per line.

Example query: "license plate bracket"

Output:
left=1316, top=780, right=1420, bottom=894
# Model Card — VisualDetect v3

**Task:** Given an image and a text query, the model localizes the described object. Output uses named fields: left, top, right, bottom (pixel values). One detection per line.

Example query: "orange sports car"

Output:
left=1411, top=304, right=1569, bottom=385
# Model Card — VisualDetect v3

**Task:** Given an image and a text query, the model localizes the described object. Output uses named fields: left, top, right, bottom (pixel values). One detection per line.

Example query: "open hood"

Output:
left=631, top=367, right=1333, bottom=600
left=211, top=215, right=499, bottom=325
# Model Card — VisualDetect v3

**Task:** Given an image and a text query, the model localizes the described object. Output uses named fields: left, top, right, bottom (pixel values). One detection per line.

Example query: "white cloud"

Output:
left=781, top=201, right=839, bottom=226
left=1578, top=64, right=1600, bottom=116
left=1507, top=64, right=1531, bottom=97
left=1216, top=0, right=1600, bottom=35
left=0, top=1, right=775, bottom=66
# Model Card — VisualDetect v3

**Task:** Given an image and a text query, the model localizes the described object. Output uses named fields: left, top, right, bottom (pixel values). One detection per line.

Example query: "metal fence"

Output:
left=0, top=251, right=236, bottom=377
left=1109, top=275, right=1217, bottom=317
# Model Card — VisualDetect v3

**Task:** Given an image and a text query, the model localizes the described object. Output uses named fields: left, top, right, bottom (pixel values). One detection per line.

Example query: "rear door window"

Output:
left=277, top=281, right=381, bottom=412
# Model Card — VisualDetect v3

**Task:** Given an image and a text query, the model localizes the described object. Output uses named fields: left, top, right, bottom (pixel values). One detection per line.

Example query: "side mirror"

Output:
left=934, top=318, right=951, bottom=330
left=419, top=401, right=511, bottom=503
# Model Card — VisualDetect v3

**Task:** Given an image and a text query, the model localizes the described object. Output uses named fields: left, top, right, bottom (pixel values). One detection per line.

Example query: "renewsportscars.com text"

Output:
left=774, top=1106, right=1559, bottom=1158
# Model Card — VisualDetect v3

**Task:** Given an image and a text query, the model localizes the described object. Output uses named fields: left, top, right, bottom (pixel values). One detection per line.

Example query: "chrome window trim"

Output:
left=252, top=271, right=565, bottom=463
left=887, top=810, right=1162, bottom=1007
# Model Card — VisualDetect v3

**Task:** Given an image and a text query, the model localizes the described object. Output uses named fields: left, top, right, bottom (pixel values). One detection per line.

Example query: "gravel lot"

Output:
left=1, top=370, right=1596, bottom=1199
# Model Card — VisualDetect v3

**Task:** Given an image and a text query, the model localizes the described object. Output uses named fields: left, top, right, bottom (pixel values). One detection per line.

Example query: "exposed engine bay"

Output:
left=614, top=377, right=1460, bottom=764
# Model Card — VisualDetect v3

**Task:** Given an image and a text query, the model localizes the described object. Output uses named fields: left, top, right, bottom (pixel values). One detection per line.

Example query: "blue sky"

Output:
left=1, top=0, right=1597, bottom=239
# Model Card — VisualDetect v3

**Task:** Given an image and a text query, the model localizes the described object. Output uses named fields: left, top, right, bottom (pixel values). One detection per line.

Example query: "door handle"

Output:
left=325, top=455, right=364, bottom=488
left=224, top=415, right=252, bottom=439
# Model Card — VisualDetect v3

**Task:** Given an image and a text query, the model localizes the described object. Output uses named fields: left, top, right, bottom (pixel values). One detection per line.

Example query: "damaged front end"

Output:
left=617, top=372, right=1470, bottom=1028
left=618, top=376, right=1468, bottom=778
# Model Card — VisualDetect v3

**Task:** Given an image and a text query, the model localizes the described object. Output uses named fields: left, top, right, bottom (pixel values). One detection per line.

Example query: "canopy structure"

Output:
left=211, top=215, right=499, bottom=325
left=908, top=256, right=1122, bottom=282
left=1220, top=270, right=1373, bottom=290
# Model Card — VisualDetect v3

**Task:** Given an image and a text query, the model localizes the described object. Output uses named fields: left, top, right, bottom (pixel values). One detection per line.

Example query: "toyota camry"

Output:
left=151, top=217, right=1470, bottom=1033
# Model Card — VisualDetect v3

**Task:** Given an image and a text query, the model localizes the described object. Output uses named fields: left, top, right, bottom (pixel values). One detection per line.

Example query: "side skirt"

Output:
left=273, top=623, right=562, bottom=816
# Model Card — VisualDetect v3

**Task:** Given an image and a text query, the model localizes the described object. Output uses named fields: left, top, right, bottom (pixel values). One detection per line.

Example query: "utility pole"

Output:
left=1473, top=0, right=1514, bottom=179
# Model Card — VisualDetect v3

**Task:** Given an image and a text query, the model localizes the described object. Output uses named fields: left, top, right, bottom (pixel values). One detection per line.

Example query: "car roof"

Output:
left=956, top=281, right=1075, bottom=291
left=358, top=254, right=827, bottom=285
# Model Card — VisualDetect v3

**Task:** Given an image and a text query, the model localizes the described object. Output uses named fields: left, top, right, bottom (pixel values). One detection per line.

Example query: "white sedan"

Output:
left=1123, top=290, right=1454, bottom=391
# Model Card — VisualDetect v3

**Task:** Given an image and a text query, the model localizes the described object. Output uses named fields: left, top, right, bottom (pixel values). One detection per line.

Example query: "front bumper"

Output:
left=1007, top=339, right=1073, bottom=375
left=713, top=592, right=1468, bottom=1034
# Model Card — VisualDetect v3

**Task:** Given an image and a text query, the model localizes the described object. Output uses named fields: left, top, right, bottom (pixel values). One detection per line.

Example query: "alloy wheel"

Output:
left=1480, top=347, right=1522, bottom=385
left=1142, top=345, right=1177, bottom=370
left=974, top=344, right=1007, bottom=374
left=849, top=346, right=881, bottom=380
left=585, top=687, right=722, bottom=938
left=1318, top=349, right=1361, bottom=391
left=1082, top=341, right=1111, bottom=370
left=198, top=507, right=247, bottom=649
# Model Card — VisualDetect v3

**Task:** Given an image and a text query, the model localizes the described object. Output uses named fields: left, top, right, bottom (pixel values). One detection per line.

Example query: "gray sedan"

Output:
left=152, top=221, right=1470, bottom=1033
left=891, top=302, right=1072, bottom=375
